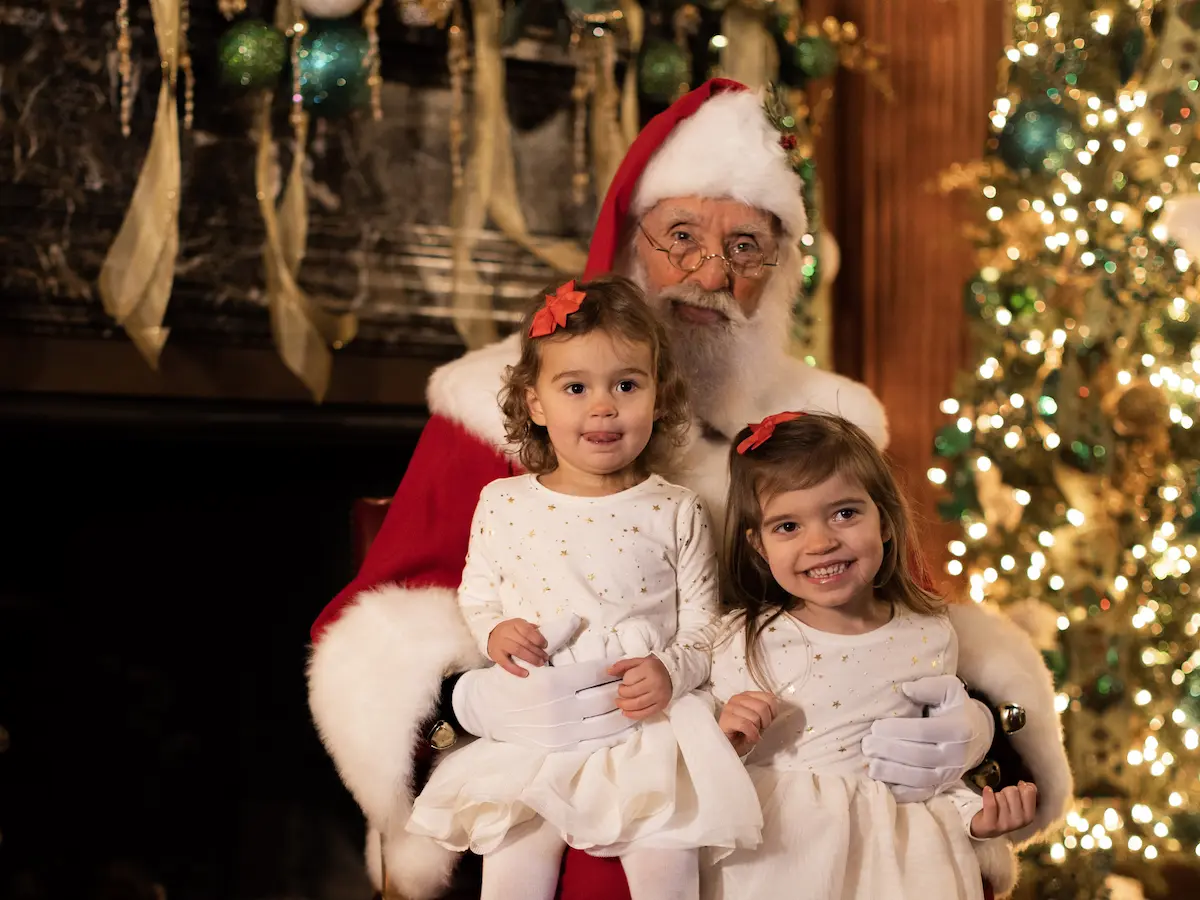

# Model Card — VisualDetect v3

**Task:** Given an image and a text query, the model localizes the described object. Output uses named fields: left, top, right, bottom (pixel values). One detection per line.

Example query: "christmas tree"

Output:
left=930, top=2, right=1200, bottom=897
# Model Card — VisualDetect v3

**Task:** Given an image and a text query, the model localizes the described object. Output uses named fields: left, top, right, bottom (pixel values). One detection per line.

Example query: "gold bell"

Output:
left=969, top=758, right=1002, bottom=791
left=1000, top=703, right=1027, bottom=734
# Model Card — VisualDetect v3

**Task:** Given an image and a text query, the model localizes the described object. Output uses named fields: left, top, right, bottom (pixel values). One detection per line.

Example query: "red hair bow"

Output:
left=530, top=280, right=586, bottom=338
left=736, top=411, right=806, bottom=455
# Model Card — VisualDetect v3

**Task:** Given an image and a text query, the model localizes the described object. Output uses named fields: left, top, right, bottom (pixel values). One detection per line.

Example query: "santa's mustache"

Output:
left=656, top=283, right=742, bottom=323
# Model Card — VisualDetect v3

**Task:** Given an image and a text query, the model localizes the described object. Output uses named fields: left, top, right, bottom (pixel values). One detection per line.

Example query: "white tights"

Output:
left=480, top=818, right=699, bottom=900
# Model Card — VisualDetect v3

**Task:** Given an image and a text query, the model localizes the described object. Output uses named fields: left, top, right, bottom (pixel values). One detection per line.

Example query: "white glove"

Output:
left=861, top=674, right=995, bottom=803
left=451, top=614, right=633, bottom=751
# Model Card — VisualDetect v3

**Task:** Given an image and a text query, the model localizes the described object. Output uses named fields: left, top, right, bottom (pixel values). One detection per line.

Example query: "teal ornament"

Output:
left=217, top=20, right=287, bottom=90
left=298, top=23, right=370, bottom=117
left=997, top=97, right=1080, bottom=175
left=793, top=34, right=838, bottom=80
left=639, top=41, right=690, bottom=103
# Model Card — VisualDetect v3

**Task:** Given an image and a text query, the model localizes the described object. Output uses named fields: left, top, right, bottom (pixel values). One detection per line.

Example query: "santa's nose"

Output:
left=687, top=256, right=730, bottom=293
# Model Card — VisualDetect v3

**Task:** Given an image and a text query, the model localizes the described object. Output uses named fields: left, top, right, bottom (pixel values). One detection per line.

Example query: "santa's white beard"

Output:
left=626, top=254, right=796, bottom=436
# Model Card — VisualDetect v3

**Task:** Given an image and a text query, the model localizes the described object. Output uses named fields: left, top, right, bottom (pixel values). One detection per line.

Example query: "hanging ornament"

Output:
left=997, top=97, right=1080, bottom=175
left=219, top=0, right=248, bottom=17
left=639, top=40, right=690, bottom=103
left=298, top=22, right=371, bottom=116
left=1111, top=379, right=1169, bottom=438
left=296, top=0, right=367, bottom=16
left=218, top=19, right=288, bottom=90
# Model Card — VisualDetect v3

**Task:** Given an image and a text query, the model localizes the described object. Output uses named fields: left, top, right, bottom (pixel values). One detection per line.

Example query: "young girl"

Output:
left=705, top=412, right=1038, bottom=900
left=406, top=277, right=761, bottom=900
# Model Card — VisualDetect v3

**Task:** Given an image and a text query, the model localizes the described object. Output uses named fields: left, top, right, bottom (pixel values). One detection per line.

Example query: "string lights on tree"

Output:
left=933, top=2, right=1200, bottom=897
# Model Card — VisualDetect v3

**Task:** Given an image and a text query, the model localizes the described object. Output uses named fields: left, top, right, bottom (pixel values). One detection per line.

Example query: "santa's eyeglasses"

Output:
left=639, top=224, right=779, bottom=279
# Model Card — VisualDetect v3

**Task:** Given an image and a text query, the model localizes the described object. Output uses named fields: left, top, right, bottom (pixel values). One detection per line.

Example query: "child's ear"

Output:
left=878, top=506, right=893, bottom=545
left=526, top=387, right=548, bottom=427
left=747, top=528, right=768, bottom=561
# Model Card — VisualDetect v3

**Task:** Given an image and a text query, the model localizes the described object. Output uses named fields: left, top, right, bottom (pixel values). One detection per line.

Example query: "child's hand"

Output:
left=487, top=618, right=549, bottom=677
left=608, top=656, right=672, bottom=720
left=970, top=782, right=1038, bottom=839
left=718, top=691, right=780, bottom=757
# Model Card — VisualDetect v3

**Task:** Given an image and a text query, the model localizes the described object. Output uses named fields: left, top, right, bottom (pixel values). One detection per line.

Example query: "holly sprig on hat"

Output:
left=763, top=83, right=818, bottom=236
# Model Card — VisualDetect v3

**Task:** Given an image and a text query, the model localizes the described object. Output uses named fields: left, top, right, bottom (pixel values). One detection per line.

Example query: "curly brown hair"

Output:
left=722, top=413, right=944, bottom=691
left=498, top=275, right=690, bottom=475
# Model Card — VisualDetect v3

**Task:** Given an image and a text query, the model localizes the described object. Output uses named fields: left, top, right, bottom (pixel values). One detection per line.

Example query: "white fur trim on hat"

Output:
left=632, top=89, right=808, bottom=237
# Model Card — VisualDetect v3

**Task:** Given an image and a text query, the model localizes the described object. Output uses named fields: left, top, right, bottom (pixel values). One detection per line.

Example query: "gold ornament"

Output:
left=219, top=0, right=248, bottom=18
left=364, top=0, right=384, bottom=121
left=1110, top=379, right=1169, bottom=438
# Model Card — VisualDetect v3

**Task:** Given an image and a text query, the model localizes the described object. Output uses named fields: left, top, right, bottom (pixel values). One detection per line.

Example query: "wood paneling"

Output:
left=813, top=0, right=1007, bottom=581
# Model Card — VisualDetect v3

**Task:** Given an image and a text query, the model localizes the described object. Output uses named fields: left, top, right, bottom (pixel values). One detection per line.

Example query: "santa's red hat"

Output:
left=584, top=78, right=809, bottom=280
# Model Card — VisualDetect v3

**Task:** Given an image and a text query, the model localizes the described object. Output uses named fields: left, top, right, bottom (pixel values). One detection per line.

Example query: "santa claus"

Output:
left=307, top=79, right=1071, bottom=899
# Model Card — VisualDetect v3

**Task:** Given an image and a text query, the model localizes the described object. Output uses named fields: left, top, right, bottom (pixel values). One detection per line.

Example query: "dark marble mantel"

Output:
left=0, top=0, right=592, bottom=360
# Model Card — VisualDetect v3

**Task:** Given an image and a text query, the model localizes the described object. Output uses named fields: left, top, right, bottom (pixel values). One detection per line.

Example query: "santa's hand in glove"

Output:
left=452, top=614, right=632, bottom=752
left=861, top=674, right=995, bottom=802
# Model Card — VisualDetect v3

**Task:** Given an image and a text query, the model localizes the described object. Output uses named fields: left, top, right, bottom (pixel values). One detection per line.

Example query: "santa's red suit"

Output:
left=308, top=80, right=1071, bottom=900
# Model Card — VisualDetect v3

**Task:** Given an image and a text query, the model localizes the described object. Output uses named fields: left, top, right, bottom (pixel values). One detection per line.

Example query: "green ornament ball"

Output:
left=639, top=41, right=690, bottom=103
left=998, top=97, right=1080, bottom=175
left=1041, top=648, right=1069, bottom=691
left=298, top=23, right=370, bottom=117
left=933, top=424, right=972, bottom=459
left=217, top=20, right=287, bottom=90
left=793, top=34, right=838, bottom=80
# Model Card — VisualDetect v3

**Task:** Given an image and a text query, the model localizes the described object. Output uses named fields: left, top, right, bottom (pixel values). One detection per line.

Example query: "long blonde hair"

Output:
left=723, top=413, right=943, bottom=691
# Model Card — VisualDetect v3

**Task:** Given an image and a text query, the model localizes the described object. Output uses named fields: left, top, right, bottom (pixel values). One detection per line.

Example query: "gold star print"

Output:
left=587, top=574, right=595, bottom=581
left=922, top=635, right=928, bottom=644
left=912, top=656, right=919, bottom=665
left=631, top=526, right=640, bottom=533
left=768, top=626, right=776, bottom=632
left=932, top=660, right=940, bottom=668
left=548, top=504, right=556, bottom=511
left=832, top=700, right=841, bottom=709
left=814, top=654, right=822, bottom=662
left=841, top=654, right=849, bottom=662
left=529, top=530, right=536, bottom=538
left=561, top=550, right=568, bottom=556
left=516, top=555, right=521, bottom=561
left=652, top=505, right=661, bottom=511
left=641, top=587, right=648, bottom=594
left=805, top=726, right=814, bottom=733
left=586, top=517, right=594, bottom=524
left=507, top=497, right=514, bottom=503
left=839, top=747, right=847, bottom=753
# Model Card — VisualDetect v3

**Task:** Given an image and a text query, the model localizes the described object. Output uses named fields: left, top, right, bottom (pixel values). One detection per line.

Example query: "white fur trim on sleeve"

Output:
left=974, top=836, right=1018, bottom=898
left=632, top=89, right=808, bottom=238
left=425, top=333, right=521, bottom=452
left=307, top=584, right=486, bottom=897
left=950, top=602, right=1073, bottom=846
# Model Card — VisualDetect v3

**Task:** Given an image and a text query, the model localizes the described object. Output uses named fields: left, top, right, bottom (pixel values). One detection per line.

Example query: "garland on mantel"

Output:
left=106, top=0, right=890, bottom=401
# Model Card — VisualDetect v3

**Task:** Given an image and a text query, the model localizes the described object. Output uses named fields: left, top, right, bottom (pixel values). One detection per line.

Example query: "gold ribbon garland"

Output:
left=254, top=2, right=358, bottom=402
left=99, top=0, right=185, bottom=369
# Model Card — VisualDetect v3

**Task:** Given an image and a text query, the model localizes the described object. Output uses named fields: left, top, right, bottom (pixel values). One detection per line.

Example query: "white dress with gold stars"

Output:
left=406, top=474, right=762, bottom=858
left=703, top=608, right=985, bottom=900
